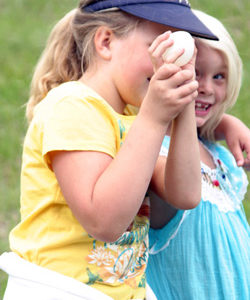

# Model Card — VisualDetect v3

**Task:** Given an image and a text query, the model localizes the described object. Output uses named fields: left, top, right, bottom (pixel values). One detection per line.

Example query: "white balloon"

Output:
left=162, top=31, right=195, bottom=67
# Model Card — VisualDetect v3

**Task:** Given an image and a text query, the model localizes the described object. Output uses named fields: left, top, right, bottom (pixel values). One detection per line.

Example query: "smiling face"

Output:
left=195, top=40, right=228, bottom=128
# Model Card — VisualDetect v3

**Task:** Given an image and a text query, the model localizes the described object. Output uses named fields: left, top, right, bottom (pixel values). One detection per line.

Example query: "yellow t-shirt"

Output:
left=10, top=81, right=149, bottom=300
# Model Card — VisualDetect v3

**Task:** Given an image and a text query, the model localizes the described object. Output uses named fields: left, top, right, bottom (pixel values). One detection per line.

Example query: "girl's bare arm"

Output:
left=149, top=44, right=201, bottom=227
left=215, top=114, right=250, bottom=169
left=51, top=64, right=197, bottom=243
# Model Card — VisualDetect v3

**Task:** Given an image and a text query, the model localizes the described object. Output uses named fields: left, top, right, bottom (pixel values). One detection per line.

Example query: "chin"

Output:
left=196, top=118, right=206, bottom=128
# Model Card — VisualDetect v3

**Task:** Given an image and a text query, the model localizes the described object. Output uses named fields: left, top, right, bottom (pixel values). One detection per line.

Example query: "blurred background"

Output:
left=0, top=0, right=249, bottom=296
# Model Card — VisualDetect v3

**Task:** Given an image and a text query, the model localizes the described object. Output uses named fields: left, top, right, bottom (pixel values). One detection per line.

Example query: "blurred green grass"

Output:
left=0, top=0, right=249, bottom=297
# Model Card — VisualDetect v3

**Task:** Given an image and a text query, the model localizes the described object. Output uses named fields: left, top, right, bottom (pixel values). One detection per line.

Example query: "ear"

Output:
left=94, top=26, right=113, bottom=60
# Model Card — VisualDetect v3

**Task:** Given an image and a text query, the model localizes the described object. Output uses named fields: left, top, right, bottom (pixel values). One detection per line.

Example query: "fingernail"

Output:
left=237, top=160, right=243, bottom=166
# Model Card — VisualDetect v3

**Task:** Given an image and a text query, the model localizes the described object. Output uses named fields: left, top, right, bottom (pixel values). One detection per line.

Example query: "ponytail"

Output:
left=26, top=1, right=141, bottom=123
left=26, top=9, right=81, bottom=123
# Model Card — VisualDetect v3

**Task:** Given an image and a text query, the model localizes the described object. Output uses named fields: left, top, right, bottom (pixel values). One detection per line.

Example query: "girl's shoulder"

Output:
left=33, top=81, right=127, bottom=122
left=42, top=81, right=106, bottom=106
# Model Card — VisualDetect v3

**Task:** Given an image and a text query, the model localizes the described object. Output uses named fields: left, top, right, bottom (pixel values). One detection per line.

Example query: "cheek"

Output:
left=215, top=85, right=227, bottom=104
left=127, top=58, right=153, bottom=84
left=141, top=51, right=154, bottom=71
left=133, top=51, right=153, bottom=73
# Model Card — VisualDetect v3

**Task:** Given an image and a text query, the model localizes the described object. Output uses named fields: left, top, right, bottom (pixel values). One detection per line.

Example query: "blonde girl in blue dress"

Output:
left=147, top=10, right=250, bottom=300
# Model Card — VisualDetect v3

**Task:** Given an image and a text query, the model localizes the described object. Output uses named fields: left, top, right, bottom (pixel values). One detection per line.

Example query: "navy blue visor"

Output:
left=83, top=0, right=218, bottom=40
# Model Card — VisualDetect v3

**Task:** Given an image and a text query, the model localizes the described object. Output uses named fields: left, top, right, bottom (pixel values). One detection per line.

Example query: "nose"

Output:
left=198, top=76, right=213, bottom=96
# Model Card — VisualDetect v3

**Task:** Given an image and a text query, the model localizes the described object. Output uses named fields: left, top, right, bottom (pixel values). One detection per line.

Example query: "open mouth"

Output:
left=195, top=101, right=211, bottom=111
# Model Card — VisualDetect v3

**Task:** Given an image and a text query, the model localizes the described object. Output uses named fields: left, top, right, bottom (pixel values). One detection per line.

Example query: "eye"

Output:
left=213, top=73, right=225, bottom=80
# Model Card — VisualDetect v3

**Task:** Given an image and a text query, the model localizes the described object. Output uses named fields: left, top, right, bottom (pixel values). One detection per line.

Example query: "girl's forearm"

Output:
left=152, top=102, right=201, bottom=209
left=214, top=114, right=250, bottom=168
left=166, top=102, right=201, bottom=208
left=92, top=113, right=168, bottom=231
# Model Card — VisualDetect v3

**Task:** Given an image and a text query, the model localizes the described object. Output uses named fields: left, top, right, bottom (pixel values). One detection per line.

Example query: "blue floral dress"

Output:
left=147, top=136, right=250, bottom=300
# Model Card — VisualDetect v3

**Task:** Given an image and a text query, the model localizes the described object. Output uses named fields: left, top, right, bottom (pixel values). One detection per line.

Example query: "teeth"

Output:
left=195, top=103, right=210, bottom=111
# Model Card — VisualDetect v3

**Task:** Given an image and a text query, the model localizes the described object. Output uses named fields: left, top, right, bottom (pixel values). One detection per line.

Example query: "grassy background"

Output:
left=0, top=0, right=249, bottom=297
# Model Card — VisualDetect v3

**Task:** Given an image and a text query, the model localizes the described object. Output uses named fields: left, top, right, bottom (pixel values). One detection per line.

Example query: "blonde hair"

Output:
left=26, top=0, right=140, bottom=123
left=193, top=9, right=243, bottom=140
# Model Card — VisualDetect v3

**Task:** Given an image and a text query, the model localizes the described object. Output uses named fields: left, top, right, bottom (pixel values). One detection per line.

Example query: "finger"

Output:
left=156, top=67, right=198, bottom=98
left=157, top=65, right=193, bottom=81
left=163, top=48, right=185, bottom=64
left=149, top=32, right=174, bottom=71
left=229, top=143, right=245, bottom=167
left=154, top=63, right=181, bottom=81
left=176, top=81, right=198, bottom=100
left=180, top=47, right=197, bottom=76
left=169, top=69, right=196, bottom=87
left=149, top=31, right=172, bottom=54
